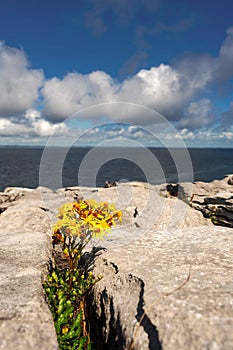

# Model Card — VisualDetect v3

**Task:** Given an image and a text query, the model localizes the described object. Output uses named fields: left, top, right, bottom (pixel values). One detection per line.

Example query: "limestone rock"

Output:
left=0, top=197, right=58, bottom=349
left=0, top=190, right=21, bottom=213
left=190, top=175, right=233, bottom=227
left=227, top=175, right=233, bottom=185
left=89, top=225, right=233, bottom=350
left=71, top=181, right=232, bottom=350
left=0, top=179, right=232, bottom=350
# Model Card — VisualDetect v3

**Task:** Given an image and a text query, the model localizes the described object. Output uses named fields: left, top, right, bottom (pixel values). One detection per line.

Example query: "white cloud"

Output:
left=0, top=109, right=68, bottom=138
left=175, top=26, right=233, bottom=86
left=216, top=27, right=233, bottom=82
left=179, top=98, right=215, bottom=129
left=42, top=64, right=197, bottom=124
left=42, top=71, right=119, bottom=121
left=174, top=54, right=215, bottom=91
left=26, top=109, right=69, bottom=137
left=0, top=42, right=44, bottom=117
left=175, top=128, right=233, bottom=144
left=176, top=128, right=195, bottom=140
left=120, top=64, right=198, bottom=120
left=40, top=27, right=233, bottom=131
left=0, top=118, right=26, bottom=136
left=1, top=27, right=233, bottom=146
left=221, top=131, right=233, bottom=140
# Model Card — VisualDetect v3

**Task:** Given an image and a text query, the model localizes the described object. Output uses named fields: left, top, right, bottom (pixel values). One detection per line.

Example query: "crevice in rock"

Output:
left=103, top=290, right=127, bottom=350
left=134, top=278, right=162, bottom=350
left=212, top=216, right=233, bottom=228
left=0, top=207, right=8, bottom=214
left=108, top=260, right=119, bottom=274
left=87, top=263, right=162, bottom=350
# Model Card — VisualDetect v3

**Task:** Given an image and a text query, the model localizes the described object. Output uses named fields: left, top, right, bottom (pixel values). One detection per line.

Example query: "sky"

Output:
left=0, top=0, right=233, bottom=147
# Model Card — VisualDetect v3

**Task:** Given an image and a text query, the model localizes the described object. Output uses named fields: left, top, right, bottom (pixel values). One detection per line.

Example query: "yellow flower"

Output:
left=62, top=326, right=69, bottom=334
left=63, top=247, right=69, bottom=257
left=54, top=199, right=122, bottom=242
left=115, top=211, right=122, bottom=221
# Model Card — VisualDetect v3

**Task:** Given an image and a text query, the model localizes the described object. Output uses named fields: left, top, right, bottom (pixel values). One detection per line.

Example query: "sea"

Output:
left=0, top=146, right=233, bottom=192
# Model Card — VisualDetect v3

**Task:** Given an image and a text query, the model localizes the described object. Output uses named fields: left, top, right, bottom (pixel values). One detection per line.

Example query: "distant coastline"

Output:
left=0, top=147, right=233, bottom=192
left=0, top=145, right=233, bottom=149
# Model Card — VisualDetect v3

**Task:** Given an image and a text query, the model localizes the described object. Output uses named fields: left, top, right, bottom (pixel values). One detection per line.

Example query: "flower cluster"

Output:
left=52, top=199, right=122, bottom=270
left=45, top=199, right=122, bottom=349
left=52, top=199, right=122, bottom=244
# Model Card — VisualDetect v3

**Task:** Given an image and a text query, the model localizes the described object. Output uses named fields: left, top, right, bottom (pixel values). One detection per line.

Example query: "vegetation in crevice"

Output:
left=43, top=199, right=122, bottom=350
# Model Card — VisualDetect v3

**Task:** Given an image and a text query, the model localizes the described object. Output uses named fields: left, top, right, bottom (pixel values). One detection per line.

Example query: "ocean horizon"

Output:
left=0, top=146, right=233, bottom=191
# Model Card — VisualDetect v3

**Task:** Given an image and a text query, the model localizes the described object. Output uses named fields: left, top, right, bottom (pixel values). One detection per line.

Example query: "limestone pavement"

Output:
left=0, top=176, right=232, bottom=349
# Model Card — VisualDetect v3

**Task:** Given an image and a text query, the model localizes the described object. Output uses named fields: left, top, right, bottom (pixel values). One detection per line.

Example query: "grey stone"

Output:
left=191, top=175, right=233, bottom=227
left=0, top=179, right=233, bottom=350
left=227, top=175, right=233, bottom=185
left=89, top=225, right=233, bottom=350
left=0, top=193, right=10, bottom=204
left=0, top=190, right=21, bottom=213
left=71, top=180, right=232, bottom=350
left=0, top=200, right=58, bottom=349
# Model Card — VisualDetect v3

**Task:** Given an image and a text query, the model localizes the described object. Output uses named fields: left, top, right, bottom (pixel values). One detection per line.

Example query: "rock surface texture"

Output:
left=0, top=176, right=232, bottom=350
left=0, top=187, right=58, bottom=350
left=190, top=175, right=233, bottom=227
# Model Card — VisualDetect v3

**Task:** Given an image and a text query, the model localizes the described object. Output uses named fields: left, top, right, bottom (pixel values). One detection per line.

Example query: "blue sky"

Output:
left=0, top=0, right=233, bottom=147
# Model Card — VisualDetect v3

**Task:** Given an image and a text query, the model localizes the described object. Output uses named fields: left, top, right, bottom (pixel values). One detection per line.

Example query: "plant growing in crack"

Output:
left=43, top=199, right=122, bottom=349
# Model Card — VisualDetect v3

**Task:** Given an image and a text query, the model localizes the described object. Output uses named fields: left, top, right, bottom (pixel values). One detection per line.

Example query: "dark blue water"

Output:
left=0, top=146, right=232, bottom=191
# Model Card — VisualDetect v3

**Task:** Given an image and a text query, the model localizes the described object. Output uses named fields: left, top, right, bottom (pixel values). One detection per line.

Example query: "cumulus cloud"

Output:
left=1, top=27, right=233, bottom=145
left=75, top=123, right=233, bottom=147
left=176, top=128, right=233, bottom=143
left=178, top=129, right=195, bottom=140
left=42, top=71, right=119, bottom=121
left=216, top=27, right=233, bottom=82
left=42, top=64, right=195, bottom=123
left=26, top=109, right=68, bottom=137
left=119, top=65, right=193, bottom=121
left=174, top=53, right=215, bottom=92
left=179, top=98, right=215, bottom=129
left=0, top=109, right=68, bottom=138
left=0, top=118, right=26, bottom=136
left=41, top=27, right=233, bottom=133
left=175, top=26, right=233, bottom=86
left=72, top=123, right=159, bottom=147
left=0, top=42, right=44, bottom=117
